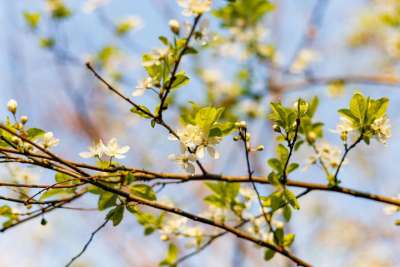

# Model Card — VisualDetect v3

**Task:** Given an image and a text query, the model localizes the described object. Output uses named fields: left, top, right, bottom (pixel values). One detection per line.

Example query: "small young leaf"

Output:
left=264, top=248, right=276, bottom=261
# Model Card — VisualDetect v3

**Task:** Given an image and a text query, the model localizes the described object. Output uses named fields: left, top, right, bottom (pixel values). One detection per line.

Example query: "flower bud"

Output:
left=235, top=121, right=247, bottom=129
left=14, top=123, right=23, bottom=130
left=272, top=124, right=281, bottom=133
left=25, top=144, right=33, bottom=152
left=273, top=220, right=284, bottom=229
left=169, top=19, right=180, bottom=35
left=160, top=234, right=169, bottom=241
left=7, top=99, right=17, bottom=114
left=340, top=131, right=348, bottom=142
left=20, top=116, right=28, bottom=125
left=41, top=218, right=47, bottom=226
left=11, top=136, right=20, bottom=144
left=307, top=131, right=316, bottom=143
left=245, top=133, right=251, bottom=141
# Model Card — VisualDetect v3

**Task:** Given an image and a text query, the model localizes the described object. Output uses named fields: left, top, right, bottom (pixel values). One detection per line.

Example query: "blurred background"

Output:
left=0, top=0, right=399, bottom=266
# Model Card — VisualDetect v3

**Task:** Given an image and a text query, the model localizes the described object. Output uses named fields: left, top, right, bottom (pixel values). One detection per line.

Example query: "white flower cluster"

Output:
left=177, top=0, right=212, bottom=17
left=159, top=216, right=204, bottom=247
left=6, top=99, right=59, bottom=150
left=80, top=138, right=130, bottom=159
left=247, top=216, right=284, bottom=243
left=371, top=116, right=391, bottom=144
left=306, top=141, right=344, bottom=170
left=168, top=124, right=221, bottom=173
left=9, top=165, right=39, bottom=185
left=334, top=115, right=391, bottom=144
left=290, top=49, right=319, bottom=74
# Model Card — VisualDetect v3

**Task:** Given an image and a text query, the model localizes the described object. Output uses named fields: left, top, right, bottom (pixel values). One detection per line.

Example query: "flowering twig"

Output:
left=157, top=14, right=202, bottom=120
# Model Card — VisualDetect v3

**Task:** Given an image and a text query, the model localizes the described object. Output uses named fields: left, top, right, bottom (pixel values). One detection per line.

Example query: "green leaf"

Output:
left=0, top=205, right=12, bottom=216
left=349, top=92, right=366, bottom=121
left=284, top=189, right=300, bottom=210
left=183, top=46, right=198, bottom=55
left=130, top=105, right=153, bottom=119
left=49, top=1, right=71, bottom=19
left=54, top=172, right=78, bottom=186
left=160, top=243, right=178, bottom=266
left=204, top=182, right=239, bottom=208
left=39, top=38, right=55, bottom=49
left=194, top=107, right=224, bottom=131
left=268, top=158, right=281, bottom=172
left=23, top=12, right=41, bottom=29
left=269, top=102, right=286, bottom=126
left=283, top=205, right=292, bottom=221
left=26, top=128, right=45, bottom=140
left=307, top=96, right=319, bottom=117
left=287, top=163, right=299, bottom=174
left=369, top=97, right=389, bottom=121
left=283, top=233, right=295, bottom=247
left=130, top=184, right=157, bottom=201
left=264, top=248, right=276, bottom=261
left=204, top=195, right=225, bottom=208
left=98, top=191, right=117, bottom=211
left=209, top=127, right=222, bottom=137
left=39, top=188, right=72, bottom=201
left=107, top=205, right=124, bottom=226
left=337, top=108, right=358, bottom=123
left=159, top=36, right=170, bottom=46
left=274, top=227, right=284, bottom=245
left=276, top=144, right=288, bottom=162
left=170, top=71, right=190, bottom=90
left=115, top=18, right=141, bottom=36
left=211, top=122, right=234, bottom=136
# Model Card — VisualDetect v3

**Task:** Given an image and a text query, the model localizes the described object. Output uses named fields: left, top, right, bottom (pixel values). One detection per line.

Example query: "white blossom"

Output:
left=132, top=77, right=154, bottom=97
left=103, top=138, right=130, bottom=159
left=79, top=140, right=107, bottom=159
left=82, top=0, right=110, bottom=13
left=177, top=0, right=212, bottom=16
left=159, top=217, right=188, bottom=240
left=42, top=132, right=59, bottom=148
left=142, top=48, right=170, bottom=67
left=311, top=141, right=345, bottom=169
left=80, top=138, right=129, bottom=159
left=333, top=116, right=356, bottom=134
left=239, top=187, right=255, bottom=200
left=168, top=153, right=197, bottom=173
left=185, top=19, right=210, bottom=45
left=12, top=167, right=39, bottom=184
left=170, top=124, right=221, bottom=159
left=383, top=205, right=399, bottom=215
left=290, top=49, right=319, bottom=74
left=371, top=116, right=391, bottom=144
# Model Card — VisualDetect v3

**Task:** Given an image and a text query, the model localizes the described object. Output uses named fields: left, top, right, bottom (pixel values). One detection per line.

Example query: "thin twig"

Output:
left=239, top=127, right=272, bottom=230
left=65, top=219, right=110, bottom=267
